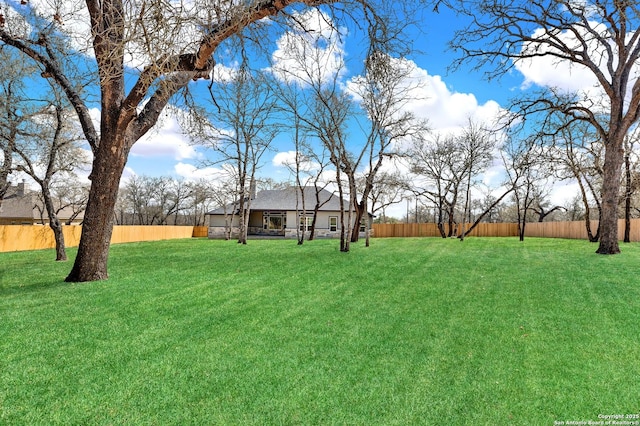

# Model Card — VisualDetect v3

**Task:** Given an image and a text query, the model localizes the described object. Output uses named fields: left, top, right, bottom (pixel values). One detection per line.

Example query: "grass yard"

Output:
left=1, top=237, right=639, bottom=425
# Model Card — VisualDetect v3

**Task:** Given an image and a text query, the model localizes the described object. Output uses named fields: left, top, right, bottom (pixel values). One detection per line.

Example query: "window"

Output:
left=269, top=216, right=283, bottom=229
left=263, top=211, right=286, bottom=230
left=299, top=215, right=314, bottom=231
left=329, top=216, right=338, bottom=232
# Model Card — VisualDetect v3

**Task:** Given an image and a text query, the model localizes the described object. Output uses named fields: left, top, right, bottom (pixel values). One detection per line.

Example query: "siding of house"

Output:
left=208, top=214, right=240, bottom=239
left=206, top=187, right=372, bottom=240
left=208, top=209, right=371, bottom=240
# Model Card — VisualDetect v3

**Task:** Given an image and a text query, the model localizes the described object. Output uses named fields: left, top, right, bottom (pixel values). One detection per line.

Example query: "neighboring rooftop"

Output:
left=0, top=182, right=84, bottom=225
left=207, top=187, right=343, bottom=215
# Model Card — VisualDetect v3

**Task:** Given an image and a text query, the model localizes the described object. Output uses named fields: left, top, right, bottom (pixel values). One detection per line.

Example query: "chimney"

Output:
left=249, top=178, right=257, bottom=200
left=16, top=180, right=25, bottom=197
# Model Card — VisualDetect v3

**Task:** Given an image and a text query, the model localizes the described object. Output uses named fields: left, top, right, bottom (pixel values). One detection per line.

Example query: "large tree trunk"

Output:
left=66, top=132, right=128, bottom=282
left=596, top=142, right=625, bottom=254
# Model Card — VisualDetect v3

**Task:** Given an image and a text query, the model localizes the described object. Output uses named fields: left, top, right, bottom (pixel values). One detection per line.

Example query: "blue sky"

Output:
left=7, top=1, right=587, bottom=215
left=126, top=5, right=523, bottom=181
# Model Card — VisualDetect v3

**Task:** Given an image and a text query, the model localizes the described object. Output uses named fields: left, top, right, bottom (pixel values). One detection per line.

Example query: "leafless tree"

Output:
left=208, top=171, right=241, bottom=240
left=440, top=0, right=640, bottom=254
left=368, top=170, right=405, bottom=224
left=1, top=0, right=421, bottom=280
left=406, top=136, right=446, bottom=237
left=270, top=17, right=356, bottom=251
left=347, top=51, right=430, bottom=245
left=200, top=65, right=279, bottom=244
left=53, top=181, right=89, bottom=226
left=503, top=136, right=553, bottom=241
left=117, top=175, right=196, bottom=225
left=187, top=179, right=217, bottom=227
left=406, top=125, right=509, bottom=239
left=457, top=120, right=496, bottom=241
left=0, top=53, right=39, bottom=208
left=273, top=71, right=312, bottom=245
left=14, top=89, right=89, bottom=261
left=315, top=89, right=356, bottom=252
left=532, top=201, right=565, bottom=223
left=550, top=121, right=603, bottom=242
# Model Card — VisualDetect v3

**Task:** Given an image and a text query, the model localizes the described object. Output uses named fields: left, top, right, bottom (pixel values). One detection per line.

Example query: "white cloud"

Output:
left=120, top=166, right=137, bottom=184
left=550, top=181, right=582, bottom=206
left=173, top=162, right=228, bottom=181
left=511, top=21, right=640, bottom=110
left=346, top=56, right=505, bottom=137
left=19, top=0, right=93, bottom=54
left=270, top=9, right=347, bottom=87
left=130, top=107, right=198, bottom=161
left=408, top=70, right=504, bottom=134
left=211, top=63, right=239, bottom=83
left=272, top=151, right=320, bottom=172
left=272, top=151, right=297, bottom=167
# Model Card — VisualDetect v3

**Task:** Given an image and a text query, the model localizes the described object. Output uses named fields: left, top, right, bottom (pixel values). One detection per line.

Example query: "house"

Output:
left=206, top=186, right=372, bottom=239
left=0, top=182, right=84, bottom=225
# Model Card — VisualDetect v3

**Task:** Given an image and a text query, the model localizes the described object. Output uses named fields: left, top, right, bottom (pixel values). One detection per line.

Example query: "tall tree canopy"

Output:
left=440, top=0, right=640, bottom=254
left=0, top=0, right=420, bottom=281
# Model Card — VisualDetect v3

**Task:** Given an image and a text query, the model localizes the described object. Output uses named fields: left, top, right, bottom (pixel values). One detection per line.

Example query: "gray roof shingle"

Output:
left=207, top=187, right=345, bottom=215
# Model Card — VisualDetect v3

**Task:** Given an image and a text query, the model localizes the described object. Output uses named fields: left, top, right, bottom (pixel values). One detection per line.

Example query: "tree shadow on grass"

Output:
left=0, top=276, right=71, bottom=297
left=0, top=259, right=72, bottom=297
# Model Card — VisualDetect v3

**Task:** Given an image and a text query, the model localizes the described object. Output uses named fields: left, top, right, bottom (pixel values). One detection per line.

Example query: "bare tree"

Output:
left=0, top=53, right=39, bottom=207
left=406, top=134, right=467, bottom=238
left=457, top=120, right=496, bottom=241
left=503, top=137, right=551, bottom=241
left=53, top=180, right=89, bottom=225
left=184, top=179, right=214, bottom=227
left=532, top=201, right=565, bottom=223
left=273, top=71, right=312, bottom=245
left=2, top=0, right=419, bottom=280
left=208, top=171, right=241, bottom=240
left=270, top=13, right=356, bottom=251
left=347, top=51, right=430, bottom=245
left=441, top=0, right=640, bottom=254
left=271, top=26, right=342, bottom=243
left=550, top=122, right=603, bottom=242
left=368, top=171, right=405, bottom=224
left=117, top=175, right=194, bottom=225
left=14, top=90, right=88, bottom=261
left=201, top=65, right=279, bottom=244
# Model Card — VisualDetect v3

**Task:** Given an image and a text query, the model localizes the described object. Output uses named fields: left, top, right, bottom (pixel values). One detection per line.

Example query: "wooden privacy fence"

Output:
left=6, top=220, right=640, bottom=253
left=373, top=222, right=519, bottom=238
left=373, top=219, right=640, bottom=241
left=0, top=225, right=208, bottom=253
left=192, top=226, right=209, bottom=237
left=523, top=219, right=640, bottom=241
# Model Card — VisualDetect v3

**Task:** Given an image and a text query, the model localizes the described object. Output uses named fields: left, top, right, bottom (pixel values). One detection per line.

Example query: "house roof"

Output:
left=0, top=192, right=35, bottom=219
left=207, top=187, right=345, bottom=215
left=0, top=183, right=85, bottom=223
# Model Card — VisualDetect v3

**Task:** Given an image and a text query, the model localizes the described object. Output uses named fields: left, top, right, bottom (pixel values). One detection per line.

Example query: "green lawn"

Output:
left=1, top=237, right=639, bottom=425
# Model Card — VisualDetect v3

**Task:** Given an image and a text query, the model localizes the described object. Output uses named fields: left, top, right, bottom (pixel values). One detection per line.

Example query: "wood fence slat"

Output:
left=0, top=225, right=199, bottom=253
left=5, top=221, right=640, bottom=253
left=372, top=220, right=640, bottom=241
